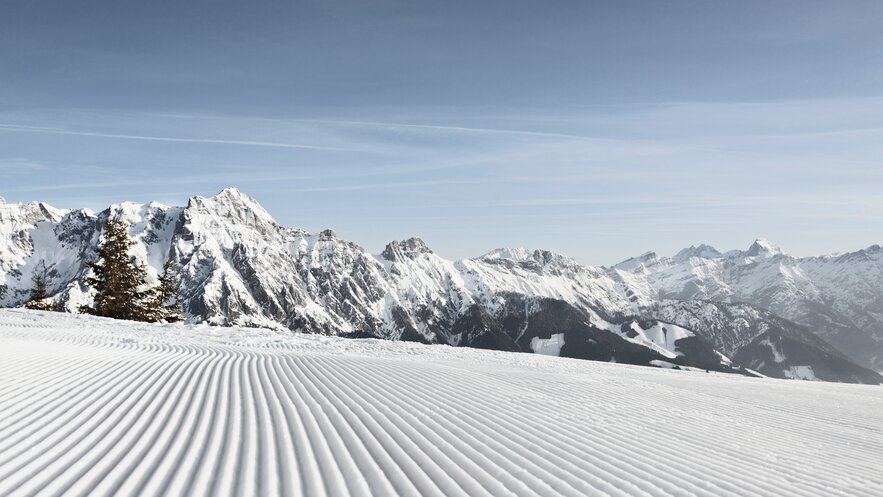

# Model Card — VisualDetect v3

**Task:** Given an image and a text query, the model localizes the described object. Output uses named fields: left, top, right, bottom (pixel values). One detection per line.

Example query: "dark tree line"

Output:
left=25, top=218, right=182, bottom=322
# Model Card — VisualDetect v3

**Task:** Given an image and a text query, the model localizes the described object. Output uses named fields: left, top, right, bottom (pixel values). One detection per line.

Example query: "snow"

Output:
left=784, top=366, right=818, bottom=381
left=0, top=309, right=881, bottom=497
left=744, top=238, right=783, bottom=258
left=649, top=359, right=678, bottom=369
left=605, top=320, right=693, bottom=359
left=478, top=247, right=534, bottom=262
left=614, top=239, right=883, bottom=370
left=1, top=188, right=881, bottom=382
left=673, top=244, right=722, bottom=262
left=530, top=333, right=565, bottom=356
left=760, top=337, right=786, bottom=363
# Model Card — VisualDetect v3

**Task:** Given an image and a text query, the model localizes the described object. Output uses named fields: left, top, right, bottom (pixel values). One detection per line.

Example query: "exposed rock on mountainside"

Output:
left=653, top=300, right=882, bottom=383
left=612, top=239, right=883, bottom=371
left=1, top=188, right=880, bottom=384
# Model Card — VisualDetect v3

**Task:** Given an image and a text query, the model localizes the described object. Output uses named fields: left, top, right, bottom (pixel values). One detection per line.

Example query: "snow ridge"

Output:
left=613, top=240, right=883, bottom=370
left=1, top=189, right=881, bottom=383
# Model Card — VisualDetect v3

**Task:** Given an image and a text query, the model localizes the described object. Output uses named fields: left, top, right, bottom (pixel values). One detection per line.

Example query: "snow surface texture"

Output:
left=1, top=188, right=881, bottom=383
left=1, top=309, right=881, bottom=497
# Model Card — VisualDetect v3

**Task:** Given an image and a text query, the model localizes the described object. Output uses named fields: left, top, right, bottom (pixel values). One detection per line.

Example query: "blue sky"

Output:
left=2, top=0, right=882, bottom=265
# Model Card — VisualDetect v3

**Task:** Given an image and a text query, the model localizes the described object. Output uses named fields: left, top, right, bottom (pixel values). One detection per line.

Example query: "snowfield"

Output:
left=0, top=310, right=881, bottom=497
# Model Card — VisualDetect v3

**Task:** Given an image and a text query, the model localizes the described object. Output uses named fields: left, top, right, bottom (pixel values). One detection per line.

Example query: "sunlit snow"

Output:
left=0, top=309, right=880, bottom=496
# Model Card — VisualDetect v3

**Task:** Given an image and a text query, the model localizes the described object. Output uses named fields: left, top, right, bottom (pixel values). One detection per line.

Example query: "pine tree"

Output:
left=145, top=259, right=182, bottom=322
left=81, top=218, right=152, bottom=320
left=25, top=270, right=54, bottom=311
left=126, top=261, right=154, bottom=322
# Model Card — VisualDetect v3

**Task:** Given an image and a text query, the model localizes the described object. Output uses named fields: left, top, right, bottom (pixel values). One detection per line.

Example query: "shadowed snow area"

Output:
left=0, top=309, right=881, bottom=497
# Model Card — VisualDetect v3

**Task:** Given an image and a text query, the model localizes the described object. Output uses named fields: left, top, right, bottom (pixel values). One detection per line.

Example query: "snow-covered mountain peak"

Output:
left=813, top=244, right=883, bottom=264
left=3, top=190, right=882, bottom=383
left=744, top=238, right=783, bottom=258
left=216, top=186, right=247, bottom=198
left=615, top=236, right=883, bottom=370
left=479, top=248, right=581, bottom=274
left=381, top=237, right=433, bottom=262
left=481, top=247, right=534, bottom=262
left=318, top=229, right=337, bottom=241
left=193, top=187, right=267, bottom=211
left=530, top=249, right=580, bottom=269
left=0, top=200, right=67, bottom=225
left=107, top=201, right=151, bottom=222
left=613, top=251, right=661, bottom=272
left=673, top=244, right=721, bottom=262
left=186, top=188, right=279, bottom=232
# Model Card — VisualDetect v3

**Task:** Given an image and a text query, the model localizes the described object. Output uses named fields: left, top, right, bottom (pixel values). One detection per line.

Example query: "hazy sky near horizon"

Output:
left=2, top=0, right=883, bottom=265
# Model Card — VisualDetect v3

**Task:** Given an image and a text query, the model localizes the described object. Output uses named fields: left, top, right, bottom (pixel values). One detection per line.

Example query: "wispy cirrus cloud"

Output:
left=0, top=123, right=359, bottom=152
left=0, top=158, right=50, bottom=173
left=3, top=96, right=883, bottom=265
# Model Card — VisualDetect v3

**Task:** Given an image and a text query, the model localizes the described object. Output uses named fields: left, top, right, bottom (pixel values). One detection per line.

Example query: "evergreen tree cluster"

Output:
left=76, top=218, right=182, bottom=323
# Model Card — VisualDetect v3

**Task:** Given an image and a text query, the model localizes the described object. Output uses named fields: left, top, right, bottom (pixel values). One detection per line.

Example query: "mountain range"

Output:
left=1, top=188, right=880, bottom=384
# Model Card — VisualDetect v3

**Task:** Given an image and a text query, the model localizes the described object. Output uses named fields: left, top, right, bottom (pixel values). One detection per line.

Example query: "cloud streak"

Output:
left=1, top=173, right=319, bottom=193
left=0, top=123, right=358, bottom=152
left=3, top=94, right=883, bottom=265
left=278, top=118, right=621, bottom=143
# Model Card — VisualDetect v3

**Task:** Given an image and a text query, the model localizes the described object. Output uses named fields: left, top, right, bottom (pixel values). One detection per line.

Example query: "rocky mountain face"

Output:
left=612, top=239, right=883, bottom=371
left=652, top=300, right=882, bottom=383
left=1, top=189, right=880, bottom=384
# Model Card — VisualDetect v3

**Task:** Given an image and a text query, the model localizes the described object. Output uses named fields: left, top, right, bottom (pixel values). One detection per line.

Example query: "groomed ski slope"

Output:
left=0, top=310, right=881, bottom=497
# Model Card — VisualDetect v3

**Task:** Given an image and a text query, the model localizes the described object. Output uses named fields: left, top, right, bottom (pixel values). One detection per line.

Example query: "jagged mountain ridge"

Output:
left=612, top=239, right=883, bottom=371
left=653, top=300, right=882, bottom=383
left=1, top=189, right=880, bottom=383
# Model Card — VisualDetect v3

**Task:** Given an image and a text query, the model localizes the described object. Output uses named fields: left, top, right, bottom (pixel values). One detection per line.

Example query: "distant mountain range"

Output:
left=1, top=188, right=880, bottom=384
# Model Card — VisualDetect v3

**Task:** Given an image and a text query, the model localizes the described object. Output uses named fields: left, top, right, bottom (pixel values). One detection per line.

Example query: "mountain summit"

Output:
left=673, top=244, right=722, bottom=262
left=744, top=238, right=784, bottom=258
left=1, top=189, right=880, bottom=384
left=615, top=240, right=883, bottom=371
